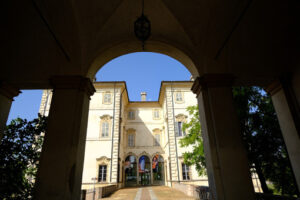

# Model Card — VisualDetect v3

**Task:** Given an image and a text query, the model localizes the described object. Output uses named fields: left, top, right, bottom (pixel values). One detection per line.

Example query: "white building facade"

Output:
left=39, top=81, right=208, bottom=189
left=39, top=81, right=261, bottom=191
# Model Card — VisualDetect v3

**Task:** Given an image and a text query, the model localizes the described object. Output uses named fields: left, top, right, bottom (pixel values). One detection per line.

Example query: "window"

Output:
left=128, top=134, right=134, bottom=147
left=98, top=165, right=107, bottom=182
left=175, top=91, right=183, bottom=102
left=154, top=134, right=160, bottom=146
left=100, top=115, right=112, bottom=138
left=182, top=164, right=190, bottom=180
left=103, top=92, right=111, bottom=104
left=128, top=111, right=135, bottom=120
left=101, top=122, right=109, bottom=137
left=153, top=109, right=160, bottom=119
left=175, top=121, right=186, bottom=137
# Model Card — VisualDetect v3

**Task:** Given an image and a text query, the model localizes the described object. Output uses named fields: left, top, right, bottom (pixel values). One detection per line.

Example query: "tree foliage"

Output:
left=0, top=115, right=47, bottom=200
left=179, top=87, right=298, bottom=196
left=232, top=86, right=298, bottom=196
left=179, top=105, right=206, bottom=176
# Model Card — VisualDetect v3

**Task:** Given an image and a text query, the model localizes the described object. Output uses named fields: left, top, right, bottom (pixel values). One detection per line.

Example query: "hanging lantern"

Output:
left=134, top=0, right=151, bottom=50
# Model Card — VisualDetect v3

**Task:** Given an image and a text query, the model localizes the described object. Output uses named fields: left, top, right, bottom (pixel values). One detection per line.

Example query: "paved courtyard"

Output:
left=103, top=186, right=197, bottom=200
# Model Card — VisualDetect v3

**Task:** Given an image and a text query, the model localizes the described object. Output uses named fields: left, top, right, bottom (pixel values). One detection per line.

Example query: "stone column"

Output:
left=0, top=82, right=20, bottom=140
left=34, top=76, right=95, bottom=200
left=192, top=74, right=255, bottom=200
left=266, top=79, right=300, bottom=191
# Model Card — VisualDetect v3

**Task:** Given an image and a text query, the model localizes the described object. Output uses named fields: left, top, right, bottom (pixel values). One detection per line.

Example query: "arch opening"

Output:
left=86, top=41, right=200, bottom=79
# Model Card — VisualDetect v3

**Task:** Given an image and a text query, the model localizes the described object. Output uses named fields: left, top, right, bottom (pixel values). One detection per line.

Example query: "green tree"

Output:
left=179, top=87, right=298, bottom=196
left=232, top=87, right=299, bottom=196
left=0, top=115, right=47, bottom=200
left=179, top=105, right=206, bottom=176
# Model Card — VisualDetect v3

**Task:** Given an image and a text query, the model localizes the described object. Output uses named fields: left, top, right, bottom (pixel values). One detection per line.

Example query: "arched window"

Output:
left=152, top=155, right=164, bottom=185
left=124, top=155, right=137, bottom=186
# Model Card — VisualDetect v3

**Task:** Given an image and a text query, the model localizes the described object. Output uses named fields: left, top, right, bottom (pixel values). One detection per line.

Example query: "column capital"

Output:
left=0, top=81, right=21, bottom=100
left=191, top=74, right=235, bottom=96
left=265, top=80, right=282, bottom=96
left=50, top=76, right=95, bottom=97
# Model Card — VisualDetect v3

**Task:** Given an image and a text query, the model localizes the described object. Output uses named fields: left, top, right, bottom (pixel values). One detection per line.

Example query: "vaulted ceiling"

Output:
left=1, top=0, right=298, bottom=88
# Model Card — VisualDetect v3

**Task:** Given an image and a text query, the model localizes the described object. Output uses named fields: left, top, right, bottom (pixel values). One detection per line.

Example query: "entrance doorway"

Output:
left=124, top=155, right=137, bottom=187
left=152, top=155, right=164, bottom=185
left=138, top=155, right=151, bottom=186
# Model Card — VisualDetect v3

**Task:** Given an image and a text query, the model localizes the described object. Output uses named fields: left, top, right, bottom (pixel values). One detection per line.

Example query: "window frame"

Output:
left=154, top=134, right=161, bottom=146
left=128, top=134, right=135, bottom=147
left=101, top=121, right=109, bottom=137
left=128, top=110, right=135, bottom=120
left=182, top=163, right=190, bottom=180
left=153, top=109, right=161, bottom=120
left=98, top=165, right=107, bottom=182
left=99, top=115, right=112, bottom=139
left=174, top=91, right=184, bottom=103
left=102, top=92, right=112, bottom=104
left=175, top=121, right=186, bottom=137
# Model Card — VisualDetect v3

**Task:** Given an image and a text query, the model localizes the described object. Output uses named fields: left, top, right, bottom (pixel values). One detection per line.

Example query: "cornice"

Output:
left=191, top=74, right=235, bottom=96
left=50, top=76, right=95, bottom=97
left=0, top=82, right=21, bottom=100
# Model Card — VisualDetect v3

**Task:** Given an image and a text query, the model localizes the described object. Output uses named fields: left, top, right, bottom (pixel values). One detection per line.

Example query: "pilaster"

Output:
left=35, top=76, right=95, bottom=200
left=192, top=74, right=255, bottom=200
left=165, top=87, right=179, bottom=181
left=265, top=78, right=300, bottom=191
left=0, top=82, right=20, bottom=140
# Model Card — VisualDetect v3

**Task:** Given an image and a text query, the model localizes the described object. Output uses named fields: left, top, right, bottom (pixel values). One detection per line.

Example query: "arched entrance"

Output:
left=124, top=155, right=137, bottom=187
left=138, top=155, right=151, bottom=186
left=152, top=155, right=164, bottom=185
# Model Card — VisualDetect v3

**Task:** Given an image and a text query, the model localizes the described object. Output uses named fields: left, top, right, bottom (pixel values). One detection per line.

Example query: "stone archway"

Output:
left=85, top=40, right=200, bottom=79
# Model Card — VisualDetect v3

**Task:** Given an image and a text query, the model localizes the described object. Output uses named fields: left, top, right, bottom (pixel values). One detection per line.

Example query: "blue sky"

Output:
left=7, top=52, right=191, bottom=124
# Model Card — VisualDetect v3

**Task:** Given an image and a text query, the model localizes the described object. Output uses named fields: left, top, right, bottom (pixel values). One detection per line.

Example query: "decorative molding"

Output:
left=100, top=114, right=112, bottom=121
left=175, top=114, right=188, bottom=122
left=138, top=151, right=151, bottom=159
left=96, top=156, right=111, bottom=164
left=152, top=128, right=162, bottom=133
left=191, top=74, right=235, bottom=96
left=50, top=76, right=95, bottom=97
left=125, top=152, right=137, bottom=160
left=0, top=82, right=20, bottom=100
left=126, top=128, right=136, bottom=133
left=151, top=153, right=164, bottom=160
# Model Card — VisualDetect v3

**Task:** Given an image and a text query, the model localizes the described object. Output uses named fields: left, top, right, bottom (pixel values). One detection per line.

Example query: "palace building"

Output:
left=39, top=81, right=207, bottom=189
left=39, top=81, right=261, bottom=192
